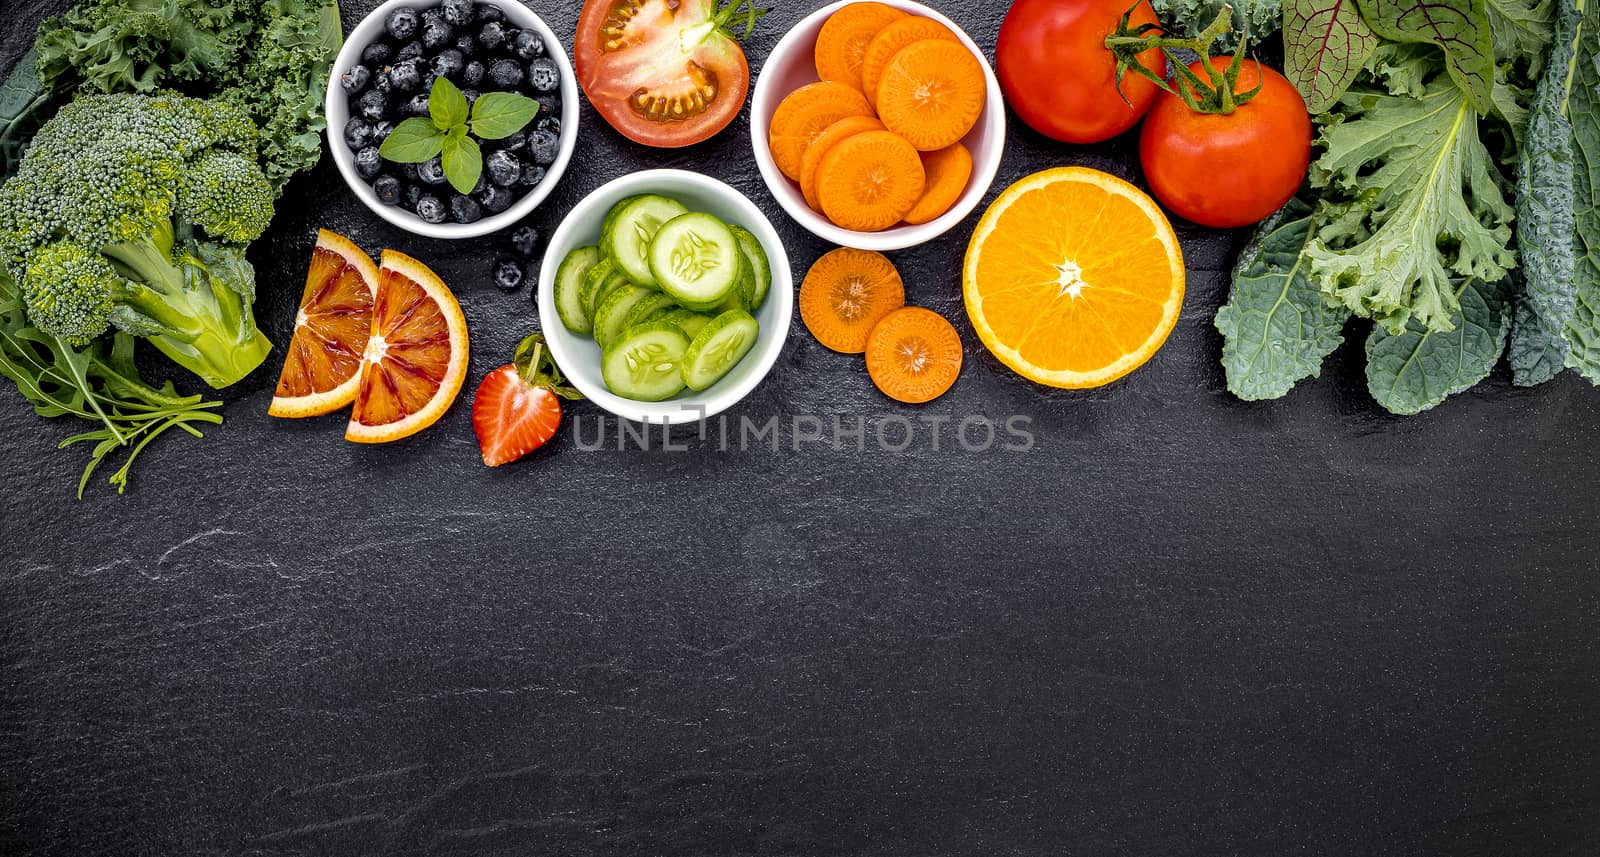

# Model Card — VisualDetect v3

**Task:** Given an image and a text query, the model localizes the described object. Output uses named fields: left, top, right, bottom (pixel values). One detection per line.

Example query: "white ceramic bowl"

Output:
left=538, top=171, right=794, bottom=426
left=325, top=0, right=580, bottom=239
left=749, top=0, right=1005, bottom=252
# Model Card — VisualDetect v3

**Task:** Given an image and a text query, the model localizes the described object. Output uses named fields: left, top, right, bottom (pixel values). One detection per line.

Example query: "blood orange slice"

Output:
left=345, top=251, right=471, bottom=444
left=269, top=230, right=379, bottom=418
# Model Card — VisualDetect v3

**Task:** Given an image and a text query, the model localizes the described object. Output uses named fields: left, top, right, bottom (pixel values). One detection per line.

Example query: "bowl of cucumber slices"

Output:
left=538, top=170, right=794, bottom=425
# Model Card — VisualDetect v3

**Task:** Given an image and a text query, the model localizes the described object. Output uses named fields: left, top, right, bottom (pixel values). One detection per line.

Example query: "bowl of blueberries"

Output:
left=326, top=0, right=579, bottom=239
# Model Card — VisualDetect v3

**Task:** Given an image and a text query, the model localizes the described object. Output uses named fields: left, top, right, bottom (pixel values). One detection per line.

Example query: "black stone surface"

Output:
left=2, top=2, right=1598, bottom=855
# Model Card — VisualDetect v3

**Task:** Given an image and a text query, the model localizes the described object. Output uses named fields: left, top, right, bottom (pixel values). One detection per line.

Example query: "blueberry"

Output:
left=511, top=30, right=545, bottom=61
left=535, top=114, right=560, bottom=135
left=372, top=68, right=394, bottom=93
left=488, top=58, right=522, bottom=87
left=389, top=58, right=424, bottom=91
left=396, top=40, right=424, bottom=62
left=344, top=117, right=375, bottom=149
left=517, top=164, right=546, bottom=188
left=527, top=57, right=560, bottom=93
left=372, top=120, right=397, bottom=142
left=527, top=129, right=559, bottom=166
left=341, top=65, right=371, bottom=94
left=493, top=257, right=524, bottom=291
left=442, top=0, right=474, bottom=26
left=449, top=195, right=483, bottom=223
left=357, top=88, right=387, bottom=121
left=421, top=7, right=445, bottom=23
left=403, top=93, right=431, bottom=116
left=533, top=93, right=561, bottom=117
left=479, top=21, right=508, bottom=51
left=461, top=88, right=481, bottom=109
left=471, top=171, right=489, bottom=195
left=361, top=41, right=393, bottom=65
left=416, top=194, right=447, bottom=223
left=404, top=183, right=423, bottom=211
left=454, top=34, right=477, bottom=57
left=485, top=150, right=522, bottom=186
left=401, top=162, right=422, bottom=183
left=356, top=146, right=383, bottom=179
left=495, top=131, right=527, bottom=153
left=479, top=184, right=515, bottom=214
left=374, top=175, right=402, bottom=205
left=477, top=3, right=505, bottom=22
left=386, top=7, right=419, bottom=40
left=431, top=50, right=464, bottom=79
left=417, top=157, right=448, bottom=186
left=421, top=17, right=454, bottom=51
left=422, top=72, right=440, bottom=93
left=461, top=60, right=485, bottom=86
left=511, top=225, right=541, bottom=258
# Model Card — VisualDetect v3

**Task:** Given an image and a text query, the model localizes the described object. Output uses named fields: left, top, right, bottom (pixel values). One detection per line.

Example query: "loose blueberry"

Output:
left=396, top=40, right=424, bottom=62
left=479, top=185, right=515, bottom=214
left=389, top=58, right=424, bottom=91
left=357, top=89, right=387, bottom=122
left=454, top=34, right=477, bottom=57
left=404, top=183, right=423, bottom=211
left=344, top=118, right=375, bottom=149
left=416, top=194, right=447, bottom=223
left=478, top=21, right=508, bottom=51
left=341, top=65, right=371, bottom=94
left=361, top=41, right=393, bottom=65
left=517, top=164, right=546, bottom=188
left=527, top=129, right=559, bottom=166
left=403, top=93, right=431, bottom=116
left=386, top=7, right=419, bottom=40
left=417, top=157, right=448, bottom=186
left=421, top=17, right=453, bottom=51
left=485, top=150, right=522, bottom=187
left=449, top=195, right=483, bottom=224
left=372, top=120, right=397, bottom=142
left=535, top=114, right=560, bottom=135
left=442, top=0, right=474, bottom=26
left=493, top=257, right=524, bottom=291
left=374, top=175, right=402, bottom=206
left=488, top=58, right=522, bottom=88
left=511, top=225, right=541, bottom=258
left=527, top=57, right=560, bottom=93
left=477, top=4, right=505, bottom=22
left=356, top=146, right=383, bottom=179
left=461, top=60, right=486, bottom=86
left=511, top=30, right=545, bottom=61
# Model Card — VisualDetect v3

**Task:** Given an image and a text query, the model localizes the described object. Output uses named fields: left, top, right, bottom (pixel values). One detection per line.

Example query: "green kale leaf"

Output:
left=1560, top=0, right=1600, bottom=381
left=1354, top=0, right=1496, bottom=111
left=1365, top=275, right=1511, bottom=414
left=1149, top=0, right=1283, bottom=46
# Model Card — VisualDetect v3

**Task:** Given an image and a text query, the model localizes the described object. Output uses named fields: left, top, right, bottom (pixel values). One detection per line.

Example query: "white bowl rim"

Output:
left=536, top=169, right=795, bottom=426
left=324, top=0, right=580, bottom=240
left=748, top=0, right=1006, bottom=252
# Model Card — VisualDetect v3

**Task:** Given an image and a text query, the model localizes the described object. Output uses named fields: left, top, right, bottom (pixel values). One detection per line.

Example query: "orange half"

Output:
left=269, top=229, right=378, bottom=418
left=963, top=167, right=1185, bottom=389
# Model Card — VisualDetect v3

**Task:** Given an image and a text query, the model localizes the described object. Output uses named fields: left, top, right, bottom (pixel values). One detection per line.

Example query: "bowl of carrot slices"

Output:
left=750, top=0, right=1005, bottom=251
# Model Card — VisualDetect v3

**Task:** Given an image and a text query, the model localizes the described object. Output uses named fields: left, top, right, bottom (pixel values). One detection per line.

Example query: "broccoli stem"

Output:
left=100, top=222, right=272, bottom=389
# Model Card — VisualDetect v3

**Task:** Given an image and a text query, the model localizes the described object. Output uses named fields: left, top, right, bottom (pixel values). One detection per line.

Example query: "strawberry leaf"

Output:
left=1283, top=0, right=1378, bottom=113
left=1353, top=0, right=1495, bottom=113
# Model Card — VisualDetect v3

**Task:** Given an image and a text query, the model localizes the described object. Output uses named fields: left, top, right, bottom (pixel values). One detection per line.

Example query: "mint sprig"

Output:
left=379, top=77, right=539, bottom=195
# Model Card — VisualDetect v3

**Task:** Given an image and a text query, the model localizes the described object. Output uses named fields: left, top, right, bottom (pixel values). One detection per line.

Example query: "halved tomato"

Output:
left=575, top=0, right=765, bottom=148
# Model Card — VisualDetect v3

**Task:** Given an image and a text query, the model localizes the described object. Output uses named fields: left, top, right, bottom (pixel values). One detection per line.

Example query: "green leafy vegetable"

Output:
left=1365, top=276, right=1511, bottom=414
left=1216, top=197, right=1351, bottom=399
left=441, top=135, right=484, bottom=195
left=381, top=118, right=447, bottom=162
left=1149, top=0, right=1282, bottom=46
left=1354, top=0, right=1496, bottom=111
left=1283, top=0, right=1379, bottom=112
left=0, top=48, right=50, bottom=183
left=1560, top=0, right=1600, bottom=381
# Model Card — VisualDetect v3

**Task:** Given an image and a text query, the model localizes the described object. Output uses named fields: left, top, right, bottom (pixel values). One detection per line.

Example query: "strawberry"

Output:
left=472, top=334, right=582, bottom=466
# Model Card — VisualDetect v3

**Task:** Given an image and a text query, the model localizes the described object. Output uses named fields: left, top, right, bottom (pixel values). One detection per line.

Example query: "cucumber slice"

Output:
left=593, top=284, right=658, bottom=350
left=589, top=270, right=633, bottom=322
left=682, top=309, right=761, bottom=392
left=622, top=292, right=680, bottom=331
left=602, top=322, right=691, bottom=402
left=580, top=257, right=619, bottom=320
left=656, top=309, right=714, bottom=340
left=602, top=195, right=688, bottom=288
left=729, top=225, right=771, bottom=310
left=648, top=212, right=742, bottom=309
left=554, top=245, right=602, bottom=335
left=602, top=194, right=645, bottom=237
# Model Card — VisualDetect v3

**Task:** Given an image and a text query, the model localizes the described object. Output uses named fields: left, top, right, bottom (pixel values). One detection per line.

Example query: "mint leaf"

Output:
left=470, top=91, right=540, bottom=140
left=441, top=134, right=482, bottom=195
left=1354, top=0, right=1495, bottom=112
left=379, top=116, right=445, bottom=163
left=430, top=76, right=469, bottom=131
left=1560, top=0, right=1600, bottom=382
left=1365, top=276, right=1510, bottom=414
left=1283, top=0, right=1378, bottom=112
left=1216, top=198, right=1351, bottom=400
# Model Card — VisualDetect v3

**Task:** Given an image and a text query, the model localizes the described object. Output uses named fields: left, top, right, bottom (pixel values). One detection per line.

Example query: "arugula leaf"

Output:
left=1216, top=198, right=1351, bottom=399
left=1283, top=0, right=1378, bottom=112
left=1306, top=68, right=1517, bottom=335
left=1509, top=0, right=1578, bottom=386
left=1561, top=0, right=1600, bottom=382
left=1365, top=276, right=1511, bottom=414
left=1354, top=0, right=1496, bottom=112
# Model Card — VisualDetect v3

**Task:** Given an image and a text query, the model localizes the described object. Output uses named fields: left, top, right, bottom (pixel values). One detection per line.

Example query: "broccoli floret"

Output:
left=0, top=92, right=274, bottom=389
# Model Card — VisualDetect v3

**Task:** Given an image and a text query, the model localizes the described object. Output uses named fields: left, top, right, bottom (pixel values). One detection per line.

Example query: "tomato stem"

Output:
left=1104, top=1, right=1263, bottom=115
left=712, top=0, right=769, bottom=41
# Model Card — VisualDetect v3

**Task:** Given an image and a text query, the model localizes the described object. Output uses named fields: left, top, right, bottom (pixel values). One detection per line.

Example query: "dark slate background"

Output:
left=3, top=1, right=1598, bottom=855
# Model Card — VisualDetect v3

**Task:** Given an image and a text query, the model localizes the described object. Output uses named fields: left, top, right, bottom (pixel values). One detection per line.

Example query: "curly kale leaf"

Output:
left=1216, top=198, right=1352, bottom=400
left=1149, top=0, right=1282, bottom=46
left=1561, top=0, right=1600, bottom=382
left=1365, top=275, right=1511, bottom=414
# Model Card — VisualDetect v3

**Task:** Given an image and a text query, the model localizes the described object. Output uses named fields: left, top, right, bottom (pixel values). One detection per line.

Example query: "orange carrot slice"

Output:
left=800, top=247, right=906, bottom=353
left=860, top=18, right=960, bottom=108
left=814, top=2, right=909, bottom=92
left=903, top=142, right=973, bottom=225
left=768, top=81, right=874, bottom=181
left=866, top=306, right=963, bottom=403
left=816, top=130, right=926, bottom=232
left=801, top=115, right=885, bottom=211
left=875, top=39, right=986, bottom=151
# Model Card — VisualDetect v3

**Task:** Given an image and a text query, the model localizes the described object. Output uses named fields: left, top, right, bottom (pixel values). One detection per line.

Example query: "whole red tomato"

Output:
left=1139, top=57, right=1312, bottom=228
left=996, top=0, right=1166, bottom=144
